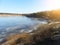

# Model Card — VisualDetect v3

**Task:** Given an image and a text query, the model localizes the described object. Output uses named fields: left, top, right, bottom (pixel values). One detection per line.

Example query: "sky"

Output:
left=0, top=0, right=60, bottom=13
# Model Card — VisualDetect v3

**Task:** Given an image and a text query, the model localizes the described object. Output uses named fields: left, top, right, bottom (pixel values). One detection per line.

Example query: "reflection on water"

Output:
left=0, top=16, right=47, bottom=42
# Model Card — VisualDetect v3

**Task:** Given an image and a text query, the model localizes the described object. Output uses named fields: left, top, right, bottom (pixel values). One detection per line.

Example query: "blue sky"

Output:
left=0, top=0, right=60, bottom=13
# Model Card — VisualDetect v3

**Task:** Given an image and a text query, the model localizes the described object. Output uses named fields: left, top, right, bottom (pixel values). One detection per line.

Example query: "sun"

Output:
left=46, top=0, right=60, bottom=9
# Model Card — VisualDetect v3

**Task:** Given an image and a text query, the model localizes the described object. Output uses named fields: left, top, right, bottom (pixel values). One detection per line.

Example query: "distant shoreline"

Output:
left=0, top=13, right=23, bottom=16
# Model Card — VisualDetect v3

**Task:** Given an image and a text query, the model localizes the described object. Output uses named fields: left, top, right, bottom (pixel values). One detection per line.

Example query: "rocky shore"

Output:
left=0, top=22, right=60, bottom=45
left=0, top=9, right=60, bottom=45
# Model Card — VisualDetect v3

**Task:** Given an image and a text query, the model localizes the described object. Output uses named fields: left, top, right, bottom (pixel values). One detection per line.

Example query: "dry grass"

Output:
left=1, top=22, right=60, bottom=45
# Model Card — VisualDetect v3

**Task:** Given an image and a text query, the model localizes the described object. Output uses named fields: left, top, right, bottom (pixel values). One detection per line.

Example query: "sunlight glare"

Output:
left=46, top=0, right=60, bottom=9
